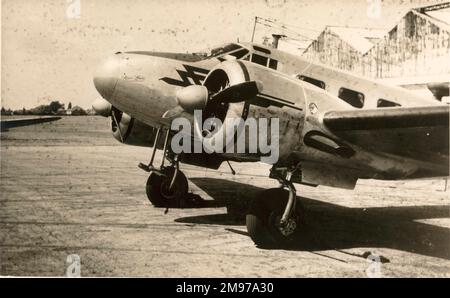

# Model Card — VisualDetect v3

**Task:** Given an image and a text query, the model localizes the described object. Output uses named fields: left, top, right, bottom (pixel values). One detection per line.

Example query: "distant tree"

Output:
left=56, top=108, right=67, bottom=115
left=71, top=106, right=87, bottom=116
left=85, top=108, right=96, bottom=115
left=1, top=107, right=5, bottom=115
left=25, top=101, right=66, bottom=115
left=49, top=101, right=65, bottom=114
left=68, top=102, right=72, bottom=110
left=30, top=105, right=51, bottom=115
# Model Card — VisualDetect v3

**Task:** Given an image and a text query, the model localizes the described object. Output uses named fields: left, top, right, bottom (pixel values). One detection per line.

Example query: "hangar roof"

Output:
left=326, top=26, right=385, bottom=54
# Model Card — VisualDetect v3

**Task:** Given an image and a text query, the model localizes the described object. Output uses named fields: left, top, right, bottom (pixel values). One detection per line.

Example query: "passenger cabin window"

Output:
left=338, top=87, right=365, bottom=108
left=251, top=54, right=268, bottom=67
left=297, top=75, right=325, bottom=89
left=377, top=99, right=401, bottom=108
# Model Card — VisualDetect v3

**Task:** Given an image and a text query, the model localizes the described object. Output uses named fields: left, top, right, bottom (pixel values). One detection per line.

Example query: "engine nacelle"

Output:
left=111, top=107, right=158, bottom=147
left=201, top=61, right=363, bottom=188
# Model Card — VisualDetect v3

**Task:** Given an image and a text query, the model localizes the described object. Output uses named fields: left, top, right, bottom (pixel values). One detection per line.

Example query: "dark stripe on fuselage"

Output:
left=259, top=93, right=295, bottom=105
left=236, top=60, right=250, bottom=82
left=160, top=64, right=209, bottom=87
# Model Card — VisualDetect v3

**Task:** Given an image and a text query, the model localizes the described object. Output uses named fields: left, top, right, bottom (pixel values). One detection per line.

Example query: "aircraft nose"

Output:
left=93, top=54, right=122, bottom=100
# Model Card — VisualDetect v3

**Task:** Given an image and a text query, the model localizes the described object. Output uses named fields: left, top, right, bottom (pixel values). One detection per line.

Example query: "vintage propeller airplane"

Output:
left=92, top=41, right=449, bottom=247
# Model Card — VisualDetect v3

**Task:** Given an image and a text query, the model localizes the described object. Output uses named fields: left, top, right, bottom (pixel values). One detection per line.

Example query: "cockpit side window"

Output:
left=251, top=54, right=268, bottom=67
left=229, top=48, right=250, bottom=59
left=253, top=46, right=271, bottom=55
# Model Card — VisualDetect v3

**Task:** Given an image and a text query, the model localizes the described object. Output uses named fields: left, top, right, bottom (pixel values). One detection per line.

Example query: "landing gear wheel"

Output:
left=246, top=188, right=304, bottom=248
left=146, top=167, right=188, bottom=208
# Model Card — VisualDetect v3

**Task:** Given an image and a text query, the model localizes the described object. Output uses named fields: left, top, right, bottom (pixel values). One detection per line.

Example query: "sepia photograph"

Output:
left=1, top=0, right=449, bottom=281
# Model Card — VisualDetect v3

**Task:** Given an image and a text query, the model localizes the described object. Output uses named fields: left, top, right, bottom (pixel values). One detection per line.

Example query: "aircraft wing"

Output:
left=323, top=105, right=449, bottom=176
left=1, top=116, right=61, bottom=131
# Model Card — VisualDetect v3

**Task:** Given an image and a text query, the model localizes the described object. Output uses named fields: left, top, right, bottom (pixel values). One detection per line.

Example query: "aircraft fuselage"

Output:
left=93, top=42, right=448, bottom=188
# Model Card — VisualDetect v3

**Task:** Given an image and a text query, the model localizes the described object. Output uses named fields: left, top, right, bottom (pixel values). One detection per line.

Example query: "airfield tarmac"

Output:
left=0, top=116, right=449, bottom=277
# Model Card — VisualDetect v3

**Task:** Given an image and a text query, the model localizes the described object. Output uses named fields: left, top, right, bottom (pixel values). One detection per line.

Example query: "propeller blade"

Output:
left=210, top=81, right=262, bottom=104
left=111, top=109, right=124, bottom=142
left=162, top=106, right=185, bottom=119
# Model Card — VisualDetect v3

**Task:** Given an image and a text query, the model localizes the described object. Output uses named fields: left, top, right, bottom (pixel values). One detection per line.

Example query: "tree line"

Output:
left=1, top=101, right=89, bottom=116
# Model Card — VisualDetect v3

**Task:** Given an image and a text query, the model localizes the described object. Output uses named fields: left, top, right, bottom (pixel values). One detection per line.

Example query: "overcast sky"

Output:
left=1, top=0, right=443, bottom=109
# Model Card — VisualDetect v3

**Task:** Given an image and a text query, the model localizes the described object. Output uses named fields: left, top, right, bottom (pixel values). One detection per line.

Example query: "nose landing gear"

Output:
left=145, top=165, right=189, bottom=208
left=138, top=127, right=189, bottom=208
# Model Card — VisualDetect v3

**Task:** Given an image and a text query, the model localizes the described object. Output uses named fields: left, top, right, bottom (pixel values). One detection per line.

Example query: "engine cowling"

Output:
left=193, top=60, right=306, bottom=163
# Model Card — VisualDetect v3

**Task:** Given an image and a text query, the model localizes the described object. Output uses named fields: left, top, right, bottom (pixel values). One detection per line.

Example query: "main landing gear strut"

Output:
left=138, top=127, right=188, bottom=209
left=246, top=165, right=304, bottom=247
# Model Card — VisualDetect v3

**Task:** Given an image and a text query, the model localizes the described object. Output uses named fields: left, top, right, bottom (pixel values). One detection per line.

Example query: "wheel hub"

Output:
left=278, top=218, right=297, bottom=237
left=271, top=213, right=298, bottom=237
left=160, top=178, right=177, bottom=199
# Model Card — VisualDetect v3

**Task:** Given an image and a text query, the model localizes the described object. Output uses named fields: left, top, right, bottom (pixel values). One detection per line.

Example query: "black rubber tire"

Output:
left=246, top=188, right=303, bottom=248
left=146, top=168, right=188, bottom=208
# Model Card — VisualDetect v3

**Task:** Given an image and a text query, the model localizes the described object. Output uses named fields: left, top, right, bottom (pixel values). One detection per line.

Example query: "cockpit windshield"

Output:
left=193, top=43, right=249, bottom=60
left=208, top=43, right=242, bottom=57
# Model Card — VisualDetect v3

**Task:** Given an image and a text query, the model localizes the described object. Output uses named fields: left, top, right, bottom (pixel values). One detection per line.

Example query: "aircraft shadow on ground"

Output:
left=175, top=177, right=450, bottom=260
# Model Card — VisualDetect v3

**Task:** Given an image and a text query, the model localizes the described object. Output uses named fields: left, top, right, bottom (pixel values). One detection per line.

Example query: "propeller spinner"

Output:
left=92, top=97, right=112, bottom=117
